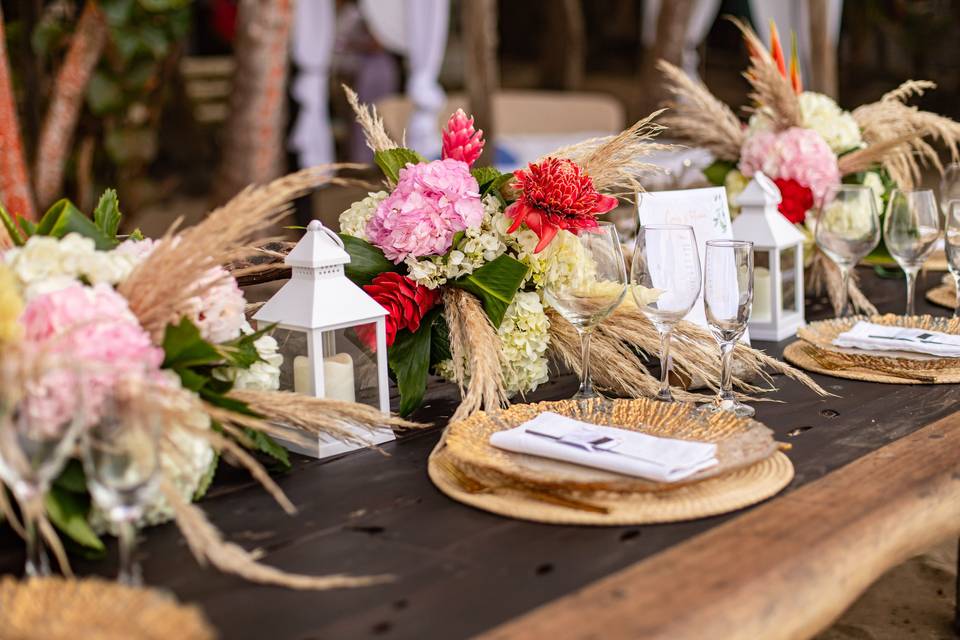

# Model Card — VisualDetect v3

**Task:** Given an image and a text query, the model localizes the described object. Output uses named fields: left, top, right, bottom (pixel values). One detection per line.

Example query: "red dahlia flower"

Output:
left=505, top=157, right=618, bottom=253
left=441, top=109, right=485, bottom=167
left=361, top=272, right=440, bottom=348
left=773, top=177, right=813, bottom=224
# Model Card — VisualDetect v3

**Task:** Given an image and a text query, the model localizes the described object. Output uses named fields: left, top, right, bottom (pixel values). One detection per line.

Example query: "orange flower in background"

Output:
left=505, top=157, right=618, bottom=253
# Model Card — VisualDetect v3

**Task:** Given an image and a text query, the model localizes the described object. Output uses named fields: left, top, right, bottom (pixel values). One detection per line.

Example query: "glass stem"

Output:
left=953, top=273, right=960, bottom=319
left=22, top=495, right=48, bottom=578
left=657, top=328, right=673, bottom=402
left=718, top=341, right=736, bottom=404
left=838, top=266, right=851, bottom=318
left=905, top=268, right=918, bottom=317
left=118, top=518, right=141, bottom=586
left=574, top=329, right=596, bottom=399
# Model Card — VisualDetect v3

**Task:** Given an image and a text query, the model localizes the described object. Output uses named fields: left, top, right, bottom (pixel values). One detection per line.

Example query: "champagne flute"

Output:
left=702, top=240, right=754, bottom=417
left=543, top=222, right=627, bottom=400
left=939, top=162, right=960, bottom=214
left=82, top=375, right=161, bottom=586
left=0, top=354, right=87, bottom=577
left=945, top=201, right=960, bottom=318
left=883, top=188, right=941, bottom=316
left=631, top=224, right=702, bottom=402
left=814, top=184, right=881, bottom=317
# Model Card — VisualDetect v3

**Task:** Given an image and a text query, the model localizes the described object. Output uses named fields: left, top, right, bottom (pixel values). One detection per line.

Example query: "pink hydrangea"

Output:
left=739, top=127, right=840, bottom=202
left=20, top=283, right=164, bottom=434
left=365, top=158, right=484, bottom=263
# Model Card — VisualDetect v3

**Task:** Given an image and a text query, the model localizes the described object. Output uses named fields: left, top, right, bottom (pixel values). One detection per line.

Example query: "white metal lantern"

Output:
left=732, top=172, right=805, bottom=341
left=253, top=220, right=394, bottom=458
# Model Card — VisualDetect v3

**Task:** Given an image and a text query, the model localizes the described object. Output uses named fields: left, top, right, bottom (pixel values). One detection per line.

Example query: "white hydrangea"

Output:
left=4, top=233, right=146, bottom=300
left=862, top=171, right=886, bottom=213
left=747, top=91, right=863, bottom=155
left=496, top=214, right=597, bottom=293
left=338, top=191, right=389, bottom=240
left=498, top=291, right=551, bottom=395
left=213, top=322, right=283, bottom=391
left=435, top=291, right=551, bottom=396
left=404, top=195, right=507, bottom=289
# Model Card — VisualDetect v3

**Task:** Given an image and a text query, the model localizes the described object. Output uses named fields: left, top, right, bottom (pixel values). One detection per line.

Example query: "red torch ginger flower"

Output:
left=505, top=157, right=618, bottom=253
left=441, top=109, right=485, bottom=167
left=361, top=272, right=440, bottom=348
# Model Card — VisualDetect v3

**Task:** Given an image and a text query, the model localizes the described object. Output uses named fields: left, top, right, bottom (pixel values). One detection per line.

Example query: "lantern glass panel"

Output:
left=270, top=327, right=309, bottom=394
left=752, top=249, right=773, bottom=322
left=323, top=323, right=383, bottom=409
left=780, top=246, right=798, bottom=313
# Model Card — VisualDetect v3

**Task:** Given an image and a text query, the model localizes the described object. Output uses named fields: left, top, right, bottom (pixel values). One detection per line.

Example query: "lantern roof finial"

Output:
left=285, top=219, right=351, bottom=268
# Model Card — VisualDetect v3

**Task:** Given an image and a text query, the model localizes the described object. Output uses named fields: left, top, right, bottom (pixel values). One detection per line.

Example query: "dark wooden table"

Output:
left=2, top=270, right=959, bottom=640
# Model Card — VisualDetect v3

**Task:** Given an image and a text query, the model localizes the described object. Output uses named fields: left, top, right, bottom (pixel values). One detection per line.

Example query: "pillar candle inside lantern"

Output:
left=293, top=353, right=356, bottom=402
left=752, top=266, right=772, bottom=322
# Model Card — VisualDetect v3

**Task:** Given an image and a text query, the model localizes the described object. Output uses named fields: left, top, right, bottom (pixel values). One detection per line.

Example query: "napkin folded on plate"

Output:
left=832, top=321, right=960, bottom=358
left=488, top=412, right=718, bottom=483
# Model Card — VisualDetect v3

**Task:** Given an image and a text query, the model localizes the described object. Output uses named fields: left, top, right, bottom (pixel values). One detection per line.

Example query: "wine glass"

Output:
left=883, top=188, right=941, bottom=316
left=82, top=375, right=161, bottom=586
left=814, top=184, right=881, bottom=317
left=0, top=354, right=87, bottom=577
left=702, top=240, right=754, bottom=417
left=939, top=162, right=960, bottom=214
left=543, top=222, right=627, bottom=400
left=631, top=224, right=702, bottom=402
left=945, top=201, right=960, bottom=318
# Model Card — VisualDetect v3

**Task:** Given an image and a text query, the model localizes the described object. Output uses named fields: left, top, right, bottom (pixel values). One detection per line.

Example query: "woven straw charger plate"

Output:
left=783, top=314, right=960, bottom=384
left=926, top=274, right=956, bottom=310
left=429, top=398, right=794, bottom=525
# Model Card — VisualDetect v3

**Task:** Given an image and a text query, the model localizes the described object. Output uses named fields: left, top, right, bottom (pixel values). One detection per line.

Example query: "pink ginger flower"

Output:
left=739, top=126, right=840, bottom=203
left=441, top=109, right=485, bottom=167
left=366, top=158, right=484, bottom=263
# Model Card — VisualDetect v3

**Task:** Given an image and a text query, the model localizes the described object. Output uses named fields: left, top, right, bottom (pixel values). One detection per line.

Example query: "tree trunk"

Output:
left=540, top=0, right=585, bottom=90
left=637, top=0, right=694, bottom=116
left=808, top=0, right=838, bottom=99
left=33, top=0, right=108, bottom=210
left=0, top=7, right=36, bottom=226
left=214, top=0, right=294, bottom=205
left=462, top=0, right=498, bottom=167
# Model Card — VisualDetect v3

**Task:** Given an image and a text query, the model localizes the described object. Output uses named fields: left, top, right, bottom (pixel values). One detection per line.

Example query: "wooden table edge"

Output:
left=478, top=411, right=960, bottom=640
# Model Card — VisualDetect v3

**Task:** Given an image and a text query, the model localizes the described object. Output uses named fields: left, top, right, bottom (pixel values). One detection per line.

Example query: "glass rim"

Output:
left=641, top=224, right=695, bottom=231
left=706, top=239, right=753, bottom=248
left=889, top=187, right=935, bottom=196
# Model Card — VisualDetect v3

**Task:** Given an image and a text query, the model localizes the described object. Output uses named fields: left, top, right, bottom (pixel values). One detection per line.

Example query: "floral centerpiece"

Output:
left=0, top=176, right=408, bottom=589
left=658, top=18, right=960, bottom=313
left=335, top=87, right=825, bottom=420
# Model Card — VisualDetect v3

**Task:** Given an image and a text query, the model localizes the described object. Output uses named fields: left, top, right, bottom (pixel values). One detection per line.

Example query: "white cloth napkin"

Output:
left=488, top=412, right=718, bottom=483
left=832, top=321, right=960, bottom=358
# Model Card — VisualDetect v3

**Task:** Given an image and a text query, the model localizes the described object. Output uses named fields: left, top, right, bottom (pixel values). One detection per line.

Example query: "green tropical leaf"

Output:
left=161, top=317, right=222, bottom=370
left=245, top=429, right=290, bottom=469
left=53, top=460, right=87, bottom=494
left=44, top=486, right=104, bottom=552
left=430, top=315, right=452, bottom=366
left=703, top=159, right=735, bottom=187
left=0, top=203, right=26, bottom=246
left=93, top=189, right=122, bottom=238
left=374, top=147, right=425, bottom=183
left=451, top=254, right=527, bottom=327
left=388, top=308, right=440, bottom=416
left=193, top=452, right=219, bottom=500
left=220, top=324, right=274, bottom=370
left=339, top=234, right=399, bottom=285
left=36, top=199, right=117, bottom=249
left=471, top=166, right=514, bottom=196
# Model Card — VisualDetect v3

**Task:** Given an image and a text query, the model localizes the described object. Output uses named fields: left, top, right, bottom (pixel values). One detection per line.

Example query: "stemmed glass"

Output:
left=0, top=354, right=87, bottom=577
left=883, top=188, right=941, bottom=316
left=939, top=162, right=960, bottom=214
left=945, top=201, right=960, bottom=318
left=631, top=224, right=702, bottom=402
left=702, top=240, right=755, bottom=417
left=82, top=376, right=161, bottom=586
left=814, top=184, right=882, bottom=317
left=543, top=221, right=627, bottom=399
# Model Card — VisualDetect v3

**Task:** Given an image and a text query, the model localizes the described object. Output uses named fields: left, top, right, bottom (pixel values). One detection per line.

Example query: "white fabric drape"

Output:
left=642, top=0, right=722, bottom=79
left=289, top=0, right=336, bottom=168
left=749, top=0, right=843, bottom=85
left=403, top=0, right=450, bottom=156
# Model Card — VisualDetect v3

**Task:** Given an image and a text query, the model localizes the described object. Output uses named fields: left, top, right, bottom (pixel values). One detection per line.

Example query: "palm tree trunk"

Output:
left=462, top=0, right=498, bottom=167
left=0, top=6, right=36, bottom=227
left=214, top=0, right=294, bottom=204
left=33, top=0, right=108, bottom=209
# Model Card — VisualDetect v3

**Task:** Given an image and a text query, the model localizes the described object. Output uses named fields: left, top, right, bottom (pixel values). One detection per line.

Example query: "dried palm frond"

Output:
left=162, top=481, right=390, bottom=590
left=656, top=60, right=745, bottom=161
left=443, top=289, right=508, bottom=422
left=851, top=80, right=960, bottom=188
left=343, top=84, right=398, bottom=153
left=118, top=165, right=364, bottom=342
left=547, top=112, right=672, bottom=199
left=806, top=250, right=877, bottom=316
left=728, top=17, right=802, bottom=131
